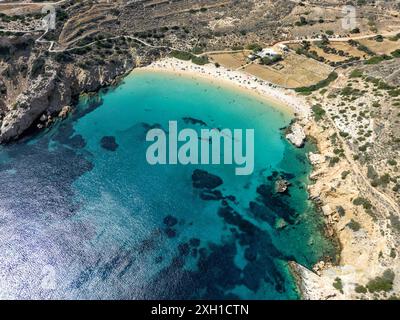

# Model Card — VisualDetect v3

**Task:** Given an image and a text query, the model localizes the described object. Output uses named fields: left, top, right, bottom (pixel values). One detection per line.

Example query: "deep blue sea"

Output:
left=0, top=71, right=334, bottom=299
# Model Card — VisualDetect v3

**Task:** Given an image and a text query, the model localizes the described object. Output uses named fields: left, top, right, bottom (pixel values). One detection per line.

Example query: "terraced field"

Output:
left=58, top=2, right=118, bottom=48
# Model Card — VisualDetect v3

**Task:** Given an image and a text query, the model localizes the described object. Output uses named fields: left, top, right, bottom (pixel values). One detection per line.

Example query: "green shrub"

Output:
left=372, top=173, right=391, bottom=187
left=336, top=206, right=346, bottom=217
left=192, top=47, right=204, bottom=54
left=260, top=55, right=282, bottom=65
left=295, top=72, right=338, bottom=94
left=347, top=219, right=361, bottom=232
left=170, top=50, right=193, bottom=61
left=391, top=49, right=400, bottom=58
left=341, top=171, right=350, bottom=180
left=355, top=285, right=367, bottom=294
left=311, top=104, right=326, bottom=121
left=366, top=269, right=395, bottom=293
left=350, top=69, right=363, bottom=78
left=191, top=55, right=209, bottom=65
left=295, top=16, right=308, bottom=26
left=365, top=55, right=393, bottom=65
left=333, top=278, right=343, bottom=293
left=246, top=43, right=262, bottom=53
left=353, top=197, right=372, bottom=210
left=231, top=45, right=244, bottom=50
left=329, top=157, right=340, bottom=167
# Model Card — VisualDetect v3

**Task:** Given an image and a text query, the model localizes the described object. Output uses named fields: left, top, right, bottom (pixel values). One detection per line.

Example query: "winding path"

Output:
left=323, top=75, right=400, bottom=216
left=327, top=115, right=400, bottom=216
left=0, top=0, right=69, bottom=6
left=46, top=34, right=182, bottom=53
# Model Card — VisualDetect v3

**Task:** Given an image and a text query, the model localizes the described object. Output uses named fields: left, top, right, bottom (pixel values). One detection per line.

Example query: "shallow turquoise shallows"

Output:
left=0, top=71, right=334, bottom=299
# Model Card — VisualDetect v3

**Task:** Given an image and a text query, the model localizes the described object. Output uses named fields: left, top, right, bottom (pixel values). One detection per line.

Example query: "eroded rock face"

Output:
left=58, top=106, right=72, bottom=119
left=0, top=55, right=136, bottom=143
left=286, top=122, right=306, bottom=148
left=308, top=152, right=325, bottom=166
left=0, top=69, right=59, bottom=142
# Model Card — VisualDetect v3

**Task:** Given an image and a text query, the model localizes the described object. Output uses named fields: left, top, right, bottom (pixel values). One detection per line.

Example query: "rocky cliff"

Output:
left=0, top=55, right=138, bottom=142
left=0, top=34, right=167, bottom=143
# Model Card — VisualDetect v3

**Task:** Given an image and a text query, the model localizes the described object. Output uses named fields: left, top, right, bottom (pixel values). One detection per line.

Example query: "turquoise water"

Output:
left=0, top=71, right=334, bottom=299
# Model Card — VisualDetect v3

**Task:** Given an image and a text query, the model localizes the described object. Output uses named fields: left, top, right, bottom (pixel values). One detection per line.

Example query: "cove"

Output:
left=0, top=70, right=335, bottom=299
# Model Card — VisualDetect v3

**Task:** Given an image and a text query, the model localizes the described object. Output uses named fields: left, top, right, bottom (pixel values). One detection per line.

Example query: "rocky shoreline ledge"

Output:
left=285, top=122, right=306, bottom=148
left=285, top=118, right=344, bottom=300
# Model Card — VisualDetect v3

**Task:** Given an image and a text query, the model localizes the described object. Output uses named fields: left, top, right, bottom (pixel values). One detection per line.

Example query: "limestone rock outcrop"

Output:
left=286, top=122, right=306, bottom=148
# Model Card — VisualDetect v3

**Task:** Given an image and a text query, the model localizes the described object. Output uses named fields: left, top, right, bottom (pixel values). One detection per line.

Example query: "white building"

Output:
left=258, top=48, right=279, bottom=58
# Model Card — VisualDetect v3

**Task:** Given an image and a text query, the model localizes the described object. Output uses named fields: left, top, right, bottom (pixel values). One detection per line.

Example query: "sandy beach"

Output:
left=138, top=58, right=311, bottom=119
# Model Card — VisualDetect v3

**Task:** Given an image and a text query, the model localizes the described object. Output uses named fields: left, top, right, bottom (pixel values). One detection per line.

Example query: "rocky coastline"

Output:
left=284, top=116, right=344, bottom=299
left=289, top=116, right=400, bottom=300
left=285, top=121, right=306, bottom=148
